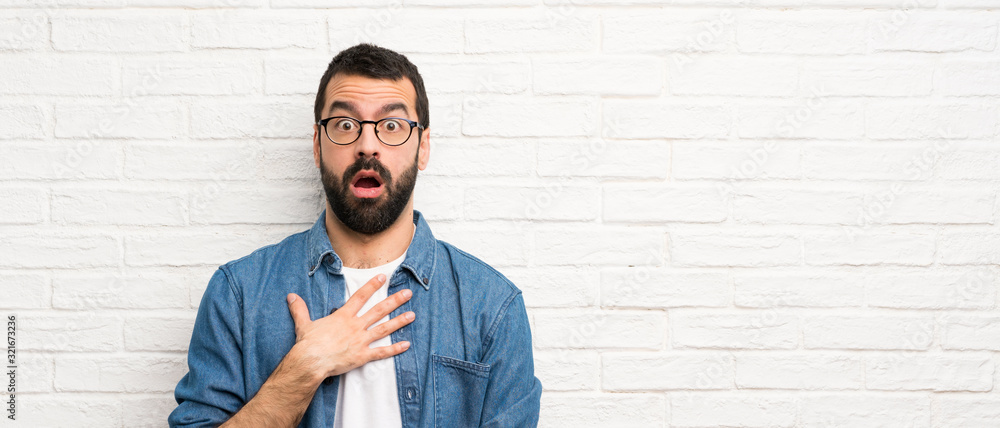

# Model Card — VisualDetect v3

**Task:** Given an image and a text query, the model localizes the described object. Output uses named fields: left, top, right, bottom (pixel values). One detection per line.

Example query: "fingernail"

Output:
left=402, top=289, right=412, bottom=298
left=405, top=311, right=414, bottom=321
left=401, top=341, right=410, bottom=349
left=378, top=274, right=386, bottom=283
left=287, top=294, right=296, bottom=304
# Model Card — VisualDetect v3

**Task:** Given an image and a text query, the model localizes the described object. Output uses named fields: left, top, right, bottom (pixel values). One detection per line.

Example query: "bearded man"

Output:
left=168, top=43, right=543, bottom=428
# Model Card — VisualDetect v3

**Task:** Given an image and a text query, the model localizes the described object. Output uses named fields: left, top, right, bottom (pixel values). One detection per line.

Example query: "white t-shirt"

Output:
left=333, top=250, right=407, bottom=428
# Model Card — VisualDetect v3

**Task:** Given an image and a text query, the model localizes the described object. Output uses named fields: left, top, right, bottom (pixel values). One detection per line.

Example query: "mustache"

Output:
left=342, top=157, right=392, bottom=186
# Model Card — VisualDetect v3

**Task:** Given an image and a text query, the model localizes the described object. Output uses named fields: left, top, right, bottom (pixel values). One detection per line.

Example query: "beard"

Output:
left=320, top=150, right=418, bottom=235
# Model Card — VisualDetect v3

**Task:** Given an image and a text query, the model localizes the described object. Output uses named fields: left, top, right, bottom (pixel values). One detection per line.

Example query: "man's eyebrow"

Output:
left=377, top=102, right=410, bottom=118
left=329, top=100, right=359, bottom=116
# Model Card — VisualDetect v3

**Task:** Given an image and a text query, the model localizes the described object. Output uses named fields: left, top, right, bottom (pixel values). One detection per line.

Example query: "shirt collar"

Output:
left=305, top=209, right=437, bottom=290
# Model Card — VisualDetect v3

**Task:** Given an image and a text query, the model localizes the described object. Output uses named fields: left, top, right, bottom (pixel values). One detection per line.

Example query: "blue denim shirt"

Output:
left=168, top=210, right=542, bottom=427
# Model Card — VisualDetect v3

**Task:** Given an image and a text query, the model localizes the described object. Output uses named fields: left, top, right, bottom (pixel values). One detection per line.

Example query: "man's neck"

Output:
left=324, top=203, right=415, bottom=269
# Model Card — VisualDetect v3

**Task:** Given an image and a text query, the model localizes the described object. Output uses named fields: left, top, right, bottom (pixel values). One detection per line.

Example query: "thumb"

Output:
left=287, top=293, right=311, bottom=333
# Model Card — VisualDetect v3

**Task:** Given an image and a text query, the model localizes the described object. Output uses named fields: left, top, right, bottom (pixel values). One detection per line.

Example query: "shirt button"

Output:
left=422, top=277, right=429, bottom=285
left=405, top=387, right=416, bottom=399
left=324, top=377, right=334, bottom=385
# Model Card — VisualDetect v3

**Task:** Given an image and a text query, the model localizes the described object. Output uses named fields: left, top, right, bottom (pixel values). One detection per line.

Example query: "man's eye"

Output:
left=335, top=120, right=355, bottom=131
left=381, top=119, right=402, bottom=132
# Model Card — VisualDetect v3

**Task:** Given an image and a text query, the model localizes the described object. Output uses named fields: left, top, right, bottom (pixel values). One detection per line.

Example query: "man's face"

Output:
left=313, top=74, right=430, bottom=235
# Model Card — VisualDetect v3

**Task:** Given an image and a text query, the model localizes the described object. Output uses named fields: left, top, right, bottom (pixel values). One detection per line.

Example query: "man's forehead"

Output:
left=325, top=74, right=417, bottom=109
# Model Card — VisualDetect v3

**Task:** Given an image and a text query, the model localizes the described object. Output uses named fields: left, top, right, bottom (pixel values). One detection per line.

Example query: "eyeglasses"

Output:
left=317, top=116, right=424, bottom=147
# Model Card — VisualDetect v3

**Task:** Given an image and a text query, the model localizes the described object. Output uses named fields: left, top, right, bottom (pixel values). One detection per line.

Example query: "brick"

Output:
left=190, top=100, right=313, bottom=139
left=124, top=58, right=262, bottom=96
left=18, top=354, right=53, bottom=393
left=18, top=397, right=121, bottom=428
left=734, top=272, right=865, bottom=308
left=466, top=16, right=596, bottom=53
left=670, top=233, right=800, bottom=267
left=671, top=310, right=799, bottom=350
left=534, top=56, right=662, bottom=95
left=122, top=396, right=179, bottom=428
left=939, top=233, right=1000, bottom=265
left=55, top=102, right=185, bottom=139
left=463, top=96, right=597, bottom=137
left=418, top=56, right=529, bottom=94
left=264, top=56, right=332, bottom=95
left=125, top=314, right=196, bottom=351
left=262, top=139, right=317, bottom=180
left=52, top=13, right=187, bottom=52
left=533, top=310, right=664, bottom=349
left=541, top=393, right=665, bottom=427
left=128, top=0, right=264, bottom=6
left=737, top=12, right=868, bottom=54
left=532, top=350, right=599, bottom=391
left=801, top=142, right=935, bottom=181
left=800, top=394, right=930, bottom=427
left=0, top=232, right=118, bottom=268
left=192, top=12, right=322, bottom=49
left=56, top=355, right=186, bottom=392
left=0, top=273, right=49, bottom=308
left=0, top=103, right=45, bottom=139
left=422, top=139, right=533, bottom=178
left=866, top=102, right=997, bottom=140
left=601, top=269, right=729, bottom=308
left=870, top=11, right=997, bottom=52
left=938, top=143, right=1000, bottom=179
left=942, top=315, right=1000, bottom=350
left=867, top=270, right=997, bottom=310
left=603, top=10, right=735, bottom=54
left=670, top=393, right=797, bottom=427
left=413, top=176, right=463, bottom=222
left=603, top=352, right=732, bottom=390
left=0, top=141, right=121, bottom=180
left=125, top=229, right=268, bottom=267
left=52, top=272, right=190, bottom=309
left=0, top=55, right=119, bottom=95
left=126, top=141, right=260, bottom=181
left=733, top=186, right=863, bottom=225
left=466, top=183, right=599, bottom=221
left=0, top=186, right=46, bottom=224
left=0, top=16, right=50, bottom=51
left=190, top=184, right=321, bottom=224
left=604, top=100, right=730, bottom=139
left=736, top=353, right=862, bottom=390
left=800, top=59, right=933, bottom=96
left=428, top=94, right=462, bottom=137
left=736, top=99, right=864, bottom=139
left=504, top=267, right=600, bottom=308
left=866, top=353, right=993, bottom=391
left=672, top=141, right=800, bottom=180
left=269, top=0, right=388, bottom=6
left=52, top=187, right=187, bottom=226
left=937, top=60, right=1000, bottom=95
left=20, top=313, right=122, bottom=351
left=670, top=56, right=797, bottom=96
left=534, top=226, right=664, bottom=266
left=604, top=184, right=728, bottom=223
left=803, top=314, right=934, bottom=350
left=933, top=396, right=1000, bottom=428
left=803, top=232, right=935, bottom=266
left=537, top=140, right=670, bottom=179
left=331, top=11, right=463, bottom=54
left=432, top=224, right=530, bottom=266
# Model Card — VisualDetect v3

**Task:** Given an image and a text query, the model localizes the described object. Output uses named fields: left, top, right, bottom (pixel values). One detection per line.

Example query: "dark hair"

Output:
left=314, top=43, right=429, bottom=129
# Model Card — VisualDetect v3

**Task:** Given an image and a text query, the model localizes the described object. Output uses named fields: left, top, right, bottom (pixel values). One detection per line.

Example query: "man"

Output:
left=168, top=43, right=543, bottom=427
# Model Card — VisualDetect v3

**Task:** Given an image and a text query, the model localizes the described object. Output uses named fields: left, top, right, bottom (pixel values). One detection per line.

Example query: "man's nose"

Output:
left=355, top=123, right=381, bottom=160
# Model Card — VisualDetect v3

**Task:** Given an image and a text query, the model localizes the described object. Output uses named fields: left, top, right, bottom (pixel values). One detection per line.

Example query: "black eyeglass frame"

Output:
left=317, top=116, right=425, bottom=147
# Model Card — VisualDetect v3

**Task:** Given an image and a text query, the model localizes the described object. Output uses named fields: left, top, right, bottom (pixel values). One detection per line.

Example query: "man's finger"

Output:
left=286, top=293, right=312, bottom=332
left=340, top=273, right=387, bottom=316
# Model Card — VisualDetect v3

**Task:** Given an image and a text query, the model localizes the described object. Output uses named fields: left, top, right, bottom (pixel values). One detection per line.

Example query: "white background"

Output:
left=2, top=0, right=1000, bottom=426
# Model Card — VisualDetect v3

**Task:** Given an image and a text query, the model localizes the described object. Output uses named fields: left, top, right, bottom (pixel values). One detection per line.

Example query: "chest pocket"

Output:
left=432, top=354, right=492, bottom=427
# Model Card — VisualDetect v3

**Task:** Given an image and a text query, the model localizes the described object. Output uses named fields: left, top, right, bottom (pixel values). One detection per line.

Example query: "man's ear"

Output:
left=417, top=127, right=430, bottom=171
left=313, top=123, right=322, bottom=169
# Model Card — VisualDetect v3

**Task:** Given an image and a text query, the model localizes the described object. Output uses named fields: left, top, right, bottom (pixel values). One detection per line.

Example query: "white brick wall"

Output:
left=1, top=1, right=998, bottom=427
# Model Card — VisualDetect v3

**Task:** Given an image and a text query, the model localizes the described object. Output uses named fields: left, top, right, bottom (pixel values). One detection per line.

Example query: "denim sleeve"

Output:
left=168, top=267, right=247, bottom=428
left=478, top=292, right=543, bottom=428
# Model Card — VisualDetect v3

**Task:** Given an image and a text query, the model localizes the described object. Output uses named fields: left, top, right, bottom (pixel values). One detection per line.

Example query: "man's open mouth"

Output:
left=350, top=170, right=385, bottom=199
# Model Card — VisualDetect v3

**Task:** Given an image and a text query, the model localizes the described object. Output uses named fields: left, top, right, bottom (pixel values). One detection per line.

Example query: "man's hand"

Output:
left=219, top=274, right=415, bottom=428
left=286, top=273, right=416, bottom=380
